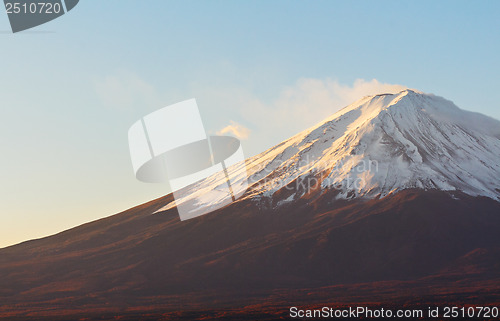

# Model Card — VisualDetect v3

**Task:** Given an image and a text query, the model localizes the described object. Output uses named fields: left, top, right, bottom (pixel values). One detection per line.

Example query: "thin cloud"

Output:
left=242, top=78, right=407, bottom=134
left=94, top=71, right=159, bottom=111
left=217, top=121, right=251, bottom=140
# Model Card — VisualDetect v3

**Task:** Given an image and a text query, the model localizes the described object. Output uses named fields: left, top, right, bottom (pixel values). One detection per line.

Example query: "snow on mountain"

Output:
left=159, top=89, right=500, bottom=213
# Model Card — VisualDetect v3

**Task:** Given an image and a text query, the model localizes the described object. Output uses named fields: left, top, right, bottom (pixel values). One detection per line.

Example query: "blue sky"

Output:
left=1, top=0, right=499, bottom=247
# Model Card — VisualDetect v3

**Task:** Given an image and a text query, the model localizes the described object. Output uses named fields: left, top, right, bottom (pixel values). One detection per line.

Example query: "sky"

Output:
left=0, top=0, right=499, bottom=248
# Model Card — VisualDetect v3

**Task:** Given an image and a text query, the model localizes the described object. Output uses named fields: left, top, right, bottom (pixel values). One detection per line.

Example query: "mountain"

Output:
left=1, top=90, right=500, bottom=320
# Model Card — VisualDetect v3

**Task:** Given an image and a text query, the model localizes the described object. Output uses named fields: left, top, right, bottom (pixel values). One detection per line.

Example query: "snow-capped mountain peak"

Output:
left=160, top=90, right=500, bottom=213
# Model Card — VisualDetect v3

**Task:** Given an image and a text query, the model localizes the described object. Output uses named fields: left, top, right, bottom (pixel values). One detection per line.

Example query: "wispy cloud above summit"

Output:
left=234, top=78, right=406, bottom=154
left=242, top=78, right=407, bottom=132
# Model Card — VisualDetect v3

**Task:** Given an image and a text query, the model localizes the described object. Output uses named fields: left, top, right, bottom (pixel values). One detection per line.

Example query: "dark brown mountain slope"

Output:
left=0, top=190, right=500, bottom=320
